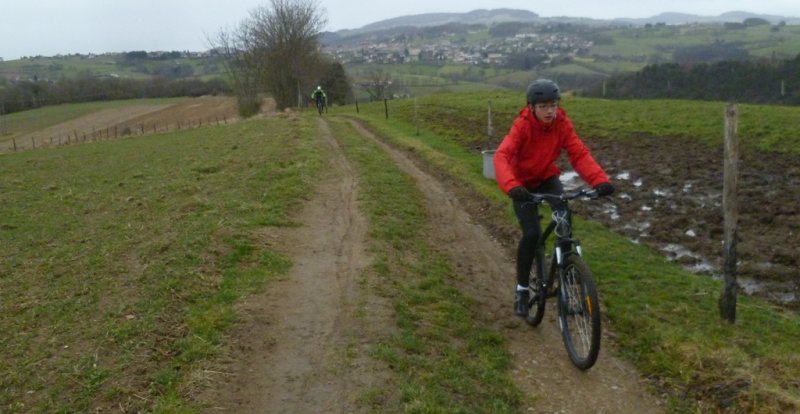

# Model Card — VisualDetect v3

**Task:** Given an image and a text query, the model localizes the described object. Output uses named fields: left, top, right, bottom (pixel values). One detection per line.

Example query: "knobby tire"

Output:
left=557, top=255, right=601, bottom=370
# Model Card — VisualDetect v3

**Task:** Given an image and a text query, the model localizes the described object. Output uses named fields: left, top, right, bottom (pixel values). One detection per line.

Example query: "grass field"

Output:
left=0, top=114, right=322, bottom=411
left=3, top=94, right=800, bottom=412
left=361, top=90, right=800, bottom=155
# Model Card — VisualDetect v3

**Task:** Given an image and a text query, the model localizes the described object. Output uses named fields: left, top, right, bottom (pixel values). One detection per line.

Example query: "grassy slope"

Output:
left=0, top=115, right=321, bottom=412
left=1, top=104, right=523, bottom=413
left=0, top=56, right=220, bottom=81
left=340, top=94, right=800, bottom=412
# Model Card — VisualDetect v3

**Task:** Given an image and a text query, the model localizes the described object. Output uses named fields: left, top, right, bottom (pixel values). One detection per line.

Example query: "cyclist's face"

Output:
left=531, top=101, right=558, bottom=124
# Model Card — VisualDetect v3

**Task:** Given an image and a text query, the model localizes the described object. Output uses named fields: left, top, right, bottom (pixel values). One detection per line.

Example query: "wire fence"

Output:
left=0, top=114, right=233, bottom=153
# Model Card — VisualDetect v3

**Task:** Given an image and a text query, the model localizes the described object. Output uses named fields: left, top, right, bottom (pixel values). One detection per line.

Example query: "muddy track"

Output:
left=347, top=120, right=664, bottom=413
left=199, top=118, right=392, bottom=412
left=201, top=117, right=664, bottom=412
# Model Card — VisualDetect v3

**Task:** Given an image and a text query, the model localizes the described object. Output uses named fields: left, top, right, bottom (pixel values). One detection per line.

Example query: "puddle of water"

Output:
left=603, top=203, right=620, bottom=220
left=738, top=277, right=797, bottom=303
left=633, top=178, right=643, bottom=187
left=653, top=188, right=671, bottom=197
left=683, top=183, right=693, bottom=193
left=641, top=205, right=652, bottom=212
left=560, top=170, right=580, bottom=189
left=685, top=229, right=696, bottom=237
left=616, top=171, right=630, bottom=180
left=661, top=243, right=717, bottom=275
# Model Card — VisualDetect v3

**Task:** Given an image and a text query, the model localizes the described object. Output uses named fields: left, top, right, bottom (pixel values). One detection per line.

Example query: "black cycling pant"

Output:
left=513, top=176, right=565, bottom=287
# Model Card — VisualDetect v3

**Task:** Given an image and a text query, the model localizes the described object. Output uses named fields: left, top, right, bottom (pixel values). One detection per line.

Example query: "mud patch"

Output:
left=580, top=135, right=800, bottom=306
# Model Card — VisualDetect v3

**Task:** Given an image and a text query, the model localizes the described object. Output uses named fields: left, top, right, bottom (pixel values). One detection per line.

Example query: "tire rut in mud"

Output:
left=347, top=119, right=664, bottom=413
left=197, top=118, right=390, bottom=413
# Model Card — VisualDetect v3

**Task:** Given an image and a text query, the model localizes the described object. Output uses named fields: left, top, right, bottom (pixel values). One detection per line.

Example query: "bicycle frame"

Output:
left=533, top=197, right=583, bottom=299
left=525, top=188, right=603, bottom=370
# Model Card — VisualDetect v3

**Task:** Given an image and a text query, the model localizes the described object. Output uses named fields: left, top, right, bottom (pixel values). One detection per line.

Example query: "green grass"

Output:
left=0, top=115, right=322, bottom=412
left=352, top=90, right=800, bottom=156
left=341, top=94, right=800, bottom=412
left=0, top=55, right=223, bottom=81
left=5, top=92, right=799, bottom=412
left=325, top=116, right=521, bottom=412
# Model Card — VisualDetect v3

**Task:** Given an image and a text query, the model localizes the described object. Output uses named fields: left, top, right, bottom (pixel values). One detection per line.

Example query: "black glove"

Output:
left=594, top=182, right=615, bottom=197
left=508, top=186, right=531, bottom=201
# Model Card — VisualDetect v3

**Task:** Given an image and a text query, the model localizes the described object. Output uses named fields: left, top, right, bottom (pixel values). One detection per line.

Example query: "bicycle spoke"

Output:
left=559, top=256, right=601, bottom=370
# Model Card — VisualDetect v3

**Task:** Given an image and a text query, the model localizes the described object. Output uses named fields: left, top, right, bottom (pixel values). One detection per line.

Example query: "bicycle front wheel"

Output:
left=557, top=255, right=601, bottom=370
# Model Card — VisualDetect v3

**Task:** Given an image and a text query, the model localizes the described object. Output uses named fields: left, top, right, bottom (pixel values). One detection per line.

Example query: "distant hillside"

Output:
left=614, top=10, right=800, bottom=25
left=354, top=8, right=800, bottom=33
left=361, top=8, right=540, bottom=31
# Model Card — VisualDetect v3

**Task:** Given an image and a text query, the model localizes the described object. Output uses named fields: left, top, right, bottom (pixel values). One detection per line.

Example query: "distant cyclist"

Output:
left=493, top=79, right=615, bottom=318
left=311, top=86, right=327, bottom=114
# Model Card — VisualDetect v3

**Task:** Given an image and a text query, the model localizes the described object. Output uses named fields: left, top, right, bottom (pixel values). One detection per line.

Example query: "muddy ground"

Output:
left=575, top=135, right=800, bottom=306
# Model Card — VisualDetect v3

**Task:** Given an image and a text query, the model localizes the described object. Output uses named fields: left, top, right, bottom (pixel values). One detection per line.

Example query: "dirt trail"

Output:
left=199, top=118, right=390, bottom=412
left=348, top=120, right=664, bottom=413
left=202, top=117, right=663, bottom=413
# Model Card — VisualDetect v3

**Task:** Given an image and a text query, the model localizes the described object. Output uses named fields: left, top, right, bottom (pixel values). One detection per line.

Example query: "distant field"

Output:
left=591, top=23, right=800, bottom=60
left=1, top=98, right=188, bottom=137
left=0, top=55, right=223, bottom=82
left=0, top=97, right=240, bottom=152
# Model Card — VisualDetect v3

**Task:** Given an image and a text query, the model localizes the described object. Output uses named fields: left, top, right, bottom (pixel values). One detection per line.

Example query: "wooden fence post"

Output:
left=487, top=100, right=494, bottom=149
left=414, top=97, right=419, bottom=136
left=384, top=99, right=388, bottom=119
left=719, top=102, right=739, bottom=323
left=13, top=138, right=17, bottom=151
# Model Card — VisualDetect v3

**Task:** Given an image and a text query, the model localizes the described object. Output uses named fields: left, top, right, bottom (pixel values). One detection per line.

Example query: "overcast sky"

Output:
left=1, top=0, right=798, bottom=60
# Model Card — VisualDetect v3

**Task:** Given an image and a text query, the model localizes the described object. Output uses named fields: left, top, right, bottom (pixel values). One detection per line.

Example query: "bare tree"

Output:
left=212, top=0, right=326, bottom=113
left=212, top=24, right=263, bottom=116
left=365, top=68, right=394, bottom=101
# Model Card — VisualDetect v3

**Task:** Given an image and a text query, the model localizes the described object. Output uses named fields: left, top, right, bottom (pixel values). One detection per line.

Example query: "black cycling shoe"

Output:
left=514, top=289, right=530, bottom=317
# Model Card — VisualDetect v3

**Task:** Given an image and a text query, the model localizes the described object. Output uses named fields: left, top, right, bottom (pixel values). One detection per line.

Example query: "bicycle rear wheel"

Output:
left=525, top=247, right=547, bottom=326
left=557, top=255, right=601, bottom=370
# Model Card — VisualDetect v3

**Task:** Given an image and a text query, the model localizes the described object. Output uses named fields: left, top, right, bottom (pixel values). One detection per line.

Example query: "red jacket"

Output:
left=494, top=107, right=609, bottom=193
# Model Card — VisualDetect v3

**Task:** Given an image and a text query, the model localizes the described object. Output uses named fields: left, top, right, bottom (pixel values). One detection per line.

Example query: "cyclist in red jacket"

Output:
left=493, top=79, right=614, bottom=318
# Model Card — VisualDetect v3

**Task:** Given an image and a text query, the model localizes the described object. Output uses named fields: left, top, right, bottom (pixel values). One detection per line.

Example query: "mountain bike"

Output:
left=315, top=96, right=326, bottom=115
left=524, top=188, right=602, bottom=370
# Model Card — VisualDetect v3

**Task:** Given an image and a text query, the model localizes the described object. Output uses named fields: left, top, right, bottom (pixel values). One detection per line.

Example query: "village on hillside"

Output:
left=323, top=29, right=593, bottom=66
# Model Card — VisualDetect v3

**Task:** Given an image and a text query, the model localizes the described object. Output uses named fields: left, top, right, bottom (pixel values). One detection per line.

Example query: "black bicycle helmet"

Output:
left=526, top=79, right=561, bottom=104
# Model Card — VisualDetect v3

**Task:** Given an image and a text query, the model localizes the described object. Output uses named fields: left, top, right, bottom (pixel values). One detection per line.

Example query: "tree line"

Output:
left=584, top=54, right=800, bottom=105
left=211, top=0, right=352, bottom=116
left=0, top=77, right=230, bottom=114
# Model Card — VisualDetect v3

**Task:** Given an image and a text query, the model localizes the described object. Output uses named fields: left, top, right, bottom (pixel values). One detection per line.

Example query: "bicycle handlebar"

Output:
left=528, top=188, right=600, bottom=204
